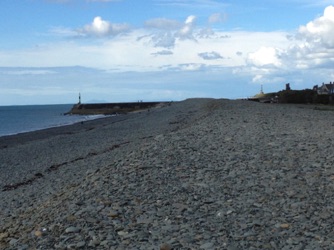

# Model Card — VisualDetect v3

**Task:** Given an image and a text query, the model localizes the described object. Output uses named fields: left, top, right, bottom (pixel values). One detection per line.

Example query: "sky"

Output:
left=1, top=0, right=334, bottom=105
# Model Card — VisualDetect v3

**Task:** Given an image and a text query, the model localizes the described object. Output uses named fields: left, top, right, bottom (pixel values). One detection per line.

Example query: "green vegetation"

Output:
left=277, top=89, right=333, bottom=104
left=250, top=89, right=333, bottom=105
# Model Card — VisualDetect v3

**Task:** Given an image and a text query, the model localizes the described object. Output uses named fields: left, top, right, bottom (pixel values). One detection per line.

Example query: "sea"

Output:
left=0, top=104, right=105, bottom=137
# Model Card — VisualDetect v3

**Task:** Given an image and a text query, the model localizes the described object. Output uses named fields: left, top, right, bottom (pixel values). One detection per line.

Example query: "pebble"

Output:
left=1, top=99, right=334, bottom=249
left=0, top=232, right=9, bottom=240
left=160, top=242, right=172, bottom=250
left=76, top=241, right=86, bottom=248
left=9, top=238, right=18, bottom=245
left=280, top=224, right=290, bottom=229
left=200, top=242, right=214, bottom=249
left=65, top=227, right=80, bottom=233
left=34, top=230, right=43, bottom=237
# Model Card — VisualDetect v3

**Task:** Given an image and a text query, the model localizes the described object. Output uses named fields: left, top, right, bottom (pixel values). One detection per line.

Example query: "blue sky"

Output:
left=1, top=0, right=334, bottom=105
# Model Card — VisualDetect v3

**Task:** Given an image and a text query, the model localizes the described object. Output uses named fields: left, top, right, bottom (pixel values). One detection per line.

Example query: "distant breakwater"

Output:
left=66, top=101, right=172, bottom=115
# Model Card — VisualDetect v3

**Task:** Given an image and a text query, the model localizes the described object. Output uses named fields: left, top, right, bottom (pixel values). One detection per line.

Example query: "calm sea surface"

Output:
left=0, top=104, right=105, bottom=137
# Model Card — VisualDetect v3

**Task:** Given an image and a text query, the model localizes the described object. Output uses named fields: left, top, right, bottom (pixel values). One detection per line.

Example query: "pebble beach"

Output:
left=1, top=98, right=334, bottom=250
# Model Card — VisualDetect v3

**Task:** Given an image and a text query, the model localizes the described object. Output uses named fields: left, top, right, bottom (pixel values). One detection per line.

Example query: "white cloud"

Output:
left=178, top=15, right=197, bottom=40
left=248, top=47, right=282, bottom=67
left=6, top=6, right=334, bottom=103
left=143, top=15, right=198, bottom=48
left=178, top=63, right=205, bottom=71
left=244, top=5, right=334, bottom=86
left=145, top=18, right=181, bottom=30
left=198, top=27, right=215, bottom=38
left=297, top=5, right=334, bottom=48
left=4, top=4, right=334, bottom=104
left=148, top=32, right=176, bottom=48
left=0, top=28, right=289, bottom=73
left=151, top=50, right=174, bottom=56
left=290, top=5, right=334, bottom=61
left=78, top=16, right=130, bottom=37
left=198, top=51, right=223, bottom=60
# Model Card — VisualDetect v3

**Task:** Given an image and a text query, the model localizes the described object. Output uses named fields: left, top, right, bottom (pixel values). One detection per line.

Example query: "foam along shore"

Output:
left=1, top=98, right=334, bottom=249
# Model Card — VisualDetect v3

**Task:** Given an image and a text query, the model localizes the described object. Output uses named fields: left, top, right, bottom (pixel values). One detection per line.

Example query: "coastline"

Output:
left=66, top=101, right=172, bottom=115
left=1, top=98, right=334, bottom=249
left=0, top=100, right=171, bottom=147
left=0, top=114, right=117, bottom=148
left=0, top=104, right=107, bottom=138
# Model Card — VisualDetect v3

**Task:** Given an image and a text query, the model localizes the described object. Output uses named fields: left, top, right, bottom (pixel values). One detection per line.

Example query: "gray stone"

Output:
left=65, top=227, right=80, bottom=233
left=200, top=242, right=214, bottom=249
left=76, top=241, right=86, bottom=248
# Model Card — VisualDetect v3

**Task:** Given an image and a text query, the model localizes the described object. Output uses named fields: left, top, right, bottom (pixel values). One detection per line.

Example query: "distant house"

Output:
left=314, top=82, right=334, bottom=95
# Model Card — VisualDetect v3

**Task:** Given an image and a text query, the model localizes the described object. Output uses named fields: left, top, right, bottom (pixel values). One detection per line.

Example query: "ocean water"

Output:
left=0, top=104, right=105, bottom=137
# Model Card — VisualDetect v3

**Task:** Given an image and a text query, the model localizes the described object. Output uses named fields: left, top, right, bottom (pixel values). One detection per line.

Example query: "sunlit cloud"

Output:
left=244, top=5, right=334, bottom=86
left=247, top=47, right=282, bottom=67
left=142, top=15, right=198, bottom=48
left=297, top=5, right=334, bottom=48
left=77, top=16, right=130, bottom=37
left=178, top=15, right=197, bottom=40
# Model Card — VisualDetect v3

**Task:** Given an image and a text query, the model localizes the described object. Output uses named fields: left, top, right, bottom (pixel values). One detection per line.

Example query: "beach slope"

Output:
left=1, top=98, right=334, bottom=249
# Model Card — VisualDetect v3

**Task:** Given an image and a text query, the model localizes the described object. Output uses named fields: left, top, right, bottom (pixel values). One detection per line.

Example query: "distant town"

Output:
left=249, top=82, right=334, bottom=104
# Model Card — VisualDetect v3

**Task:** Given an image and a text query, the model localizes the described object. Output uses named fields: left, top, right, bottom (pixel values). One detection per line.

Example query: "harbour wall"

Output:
left=66, top=102, right=171, bottom=115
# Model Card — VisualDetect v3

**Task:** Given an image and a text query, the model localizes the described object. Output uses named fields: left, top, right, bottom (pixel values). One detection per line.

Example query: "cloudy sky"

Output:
left=1, top=0, right=334, bottom=105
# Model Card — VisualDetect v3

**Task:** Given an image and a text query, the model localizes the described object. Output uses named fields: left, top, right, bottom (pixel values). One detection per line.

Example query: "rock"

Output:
left=200, top=242, right=214, bottom=249
left=54, top=242, right=66, bottom=249
left=100, top=240, right=110, bottom=246
left=226, top=210, right=233, bottom=215
left=76, top=241, right=86, bottom=248
left=9, top=238, right=18, bottom=245
left=3, top=99, right=334, bottom=249
left=65, top=227, right=80, bottom=233
left=280, top=224, right=290, bottom=229
left=88, top=239, right=100, bottom=247
left=108, top=210, right=119, bottom=218
left=160, top=242, right=172, bottom=250
left=34, top=230, right=43, bottom=237
left=0, top=232, right=9, bottom=240
left=66, top=243, right=77, bottom=249
left=117, top=231, right=128, bottom=236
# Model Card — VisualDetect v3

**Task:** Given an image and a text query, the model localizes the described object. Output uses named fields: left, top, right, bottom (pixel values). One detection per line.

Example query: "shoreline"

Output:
left=0, top=114, right=121, bottom=148
left=1, top=98, right=334, bottom=249
left=66, top=101, right=172, bottom=115
left=0, top=101, right=172, bottom=141
left=1, top=100, right=332, bottom=140
left=0, top=114, right=108, bottom=139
